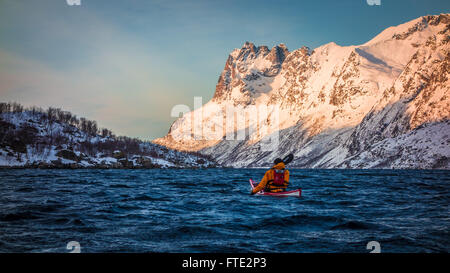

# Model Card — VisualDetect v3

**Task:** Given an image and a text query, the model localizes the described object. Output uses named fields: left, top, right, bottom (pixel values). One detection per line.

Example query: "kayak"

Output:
left=249, top=179, right=301, bottom=197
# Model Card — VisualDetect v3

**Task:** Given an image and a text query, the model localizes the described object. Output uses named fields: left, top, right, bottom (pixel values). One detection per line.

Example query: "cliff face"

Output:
left=212, top=42, right=289, bottom=104
left=155, top=14, right=450, bottom=169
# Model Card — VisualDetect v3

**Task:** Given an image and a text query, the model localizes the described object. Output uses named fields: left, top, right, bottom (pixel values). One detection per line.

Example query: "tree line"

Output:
left=0, top=102, right=213, bottom=164
left=0, top=102, right=112, bottom=137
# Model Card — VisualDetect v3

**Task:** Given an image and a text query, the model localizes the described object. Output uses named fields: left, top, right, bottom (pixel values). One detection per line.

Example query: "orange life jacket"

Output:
left=264, top=168, right=289, bottom=192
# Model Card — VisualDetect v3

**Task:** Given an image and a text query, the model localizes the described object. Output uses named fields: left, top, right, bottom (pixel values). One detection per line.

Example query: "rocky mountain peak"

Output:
left=257, top=45, right=270, bottom=56
left=299, top=46, right=310, bottom=55
left=242, top=41, right=256, bottom=50
left=267, top=43, right=289, bottom=64
left=423, top=13, right=449, bottom=26
left=364, top=13, right=449, bottom=46
left=212, top=42, right=292, bottom=102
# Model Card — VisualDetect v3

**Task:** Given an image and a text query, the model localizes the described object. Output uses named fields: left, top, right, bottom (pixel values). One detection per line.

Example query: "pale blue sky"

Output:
left=0, top=0, right=449, bottom=139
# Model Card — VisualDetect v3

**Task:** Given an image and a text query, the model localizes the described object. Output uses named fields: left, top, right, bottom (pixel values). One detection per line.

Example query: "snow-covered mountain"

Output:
left=155, top=14, right=450, bottom=169
left=0, top=103, right=216, bottom=168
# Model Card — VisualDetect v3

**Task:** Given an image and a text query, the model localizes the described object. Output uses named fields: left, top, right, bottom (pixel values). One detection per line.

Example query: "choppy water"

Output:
left=0, top=169, right=448, bottom=253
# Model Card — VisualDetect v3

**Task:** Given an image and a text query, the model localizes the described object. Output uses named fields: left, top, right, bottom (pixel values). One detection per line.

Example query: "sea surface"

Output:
left=0, top=169, right=448, bottom=253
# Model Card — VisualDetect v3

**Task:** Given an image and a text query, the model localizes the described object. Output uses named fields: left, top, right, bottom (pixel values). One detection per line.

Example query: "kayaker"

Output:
left=251, top=158, right=289, bottom=194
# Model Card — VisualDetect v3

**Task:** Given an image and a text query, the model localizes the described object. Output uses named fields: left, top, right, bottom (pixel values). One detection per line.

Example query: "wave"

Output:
left=330, top=220, right=374, bottom=230
left=0, top=212, right=40, bottom=221
left=109, top=184, right=133, bottom=189
left=258, top=214, right=341, bottom=228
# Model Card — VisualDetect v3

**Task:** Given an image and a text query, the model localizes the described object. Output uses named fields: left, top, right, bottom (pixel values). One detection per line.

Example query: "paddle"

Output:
left=282, top=153, right=294, bottom=165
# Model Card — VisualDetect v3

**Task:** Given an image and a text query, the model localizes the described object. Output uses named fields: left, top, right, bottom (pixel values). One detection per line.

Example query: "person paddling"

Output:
left=251, top=155, right=292, bottom=195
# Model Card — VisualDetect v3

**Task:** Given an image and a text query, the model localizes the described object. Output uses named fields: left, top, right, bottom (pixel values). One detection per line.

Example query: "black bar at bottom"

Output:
left=0, top=253, right=446, bottom=272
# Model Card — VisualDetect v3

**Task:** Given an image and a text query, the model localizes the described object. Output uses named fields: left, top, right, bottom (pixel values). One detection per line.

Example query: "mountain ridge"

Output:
left=154, top=14, right=450, bottom=169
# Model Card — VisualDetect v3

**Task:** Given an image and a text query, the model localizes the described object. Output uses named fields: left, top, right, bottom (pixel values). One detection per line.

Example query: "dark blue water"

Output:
left=0, top=169, right=448, bottom=253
